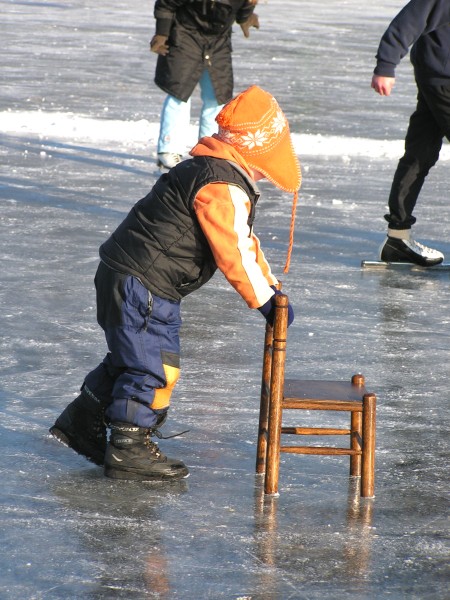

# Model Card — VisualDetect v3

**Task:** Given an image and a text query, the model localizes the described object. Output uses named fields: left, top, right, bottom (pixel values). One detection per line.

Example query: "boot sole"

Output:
left=104, top=466, right=190, bottom=481
left=49, top=426, right=104, bottom=467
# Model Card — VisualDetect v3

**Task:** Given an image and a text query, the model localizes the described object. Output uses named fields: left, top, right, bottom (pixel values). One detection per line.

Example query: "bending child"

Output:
left=50, top=86, right=301, bottom=481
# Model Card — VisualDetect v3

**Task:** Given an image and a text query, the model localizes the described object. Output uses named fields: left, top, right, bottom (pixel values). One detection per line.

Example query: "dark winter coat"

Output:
left=153, top=0, right=255, bottom=103
left=374, top=0, right=450, bottom=85
left=99, top=157, right=259, bottom=302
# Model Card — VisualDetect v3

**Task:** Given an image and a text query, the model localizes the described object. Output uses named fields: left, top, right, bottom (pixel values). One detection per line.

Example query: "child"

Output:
left=50, top=85, right=301, bottom=481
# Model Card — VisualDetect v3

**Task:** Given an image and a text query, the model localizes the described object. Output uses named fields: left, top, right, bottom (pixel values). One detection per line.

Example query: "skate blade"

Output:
left=361, top=260, right=450, bottom=271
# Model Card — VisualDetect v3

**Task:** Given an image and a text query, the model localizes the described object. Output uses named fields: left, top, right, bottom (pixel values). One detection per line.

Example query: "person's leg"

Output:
left=49, top=260, right=127, bottom=465
left=157, top=94, right=191, bottom=168
left=49, top=262, right=187, bottom=477
left=385, top=89, right=443, bottom=231
left=421, top=81, right=450, bottom=141
left=103, top=283, right=182, bottom=429
left=94, top=266, right=187, bottom=480
left=198, top=69, right=223, bottom=139
left=380, top=83, right=448, bottom=265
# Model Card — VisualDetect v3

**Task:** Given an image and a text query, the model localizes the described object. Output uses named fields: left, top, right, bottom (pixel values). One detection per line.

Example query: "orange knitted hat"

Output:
left=215, top=85, right=301, bottom=272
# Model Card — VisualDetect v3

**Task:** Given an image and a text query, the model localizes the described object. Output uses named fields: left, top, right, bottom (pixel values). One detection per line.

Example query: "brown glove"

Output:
left=150, top=34, right=169, bottom=56
left=240, top=13, right=259, bottom=38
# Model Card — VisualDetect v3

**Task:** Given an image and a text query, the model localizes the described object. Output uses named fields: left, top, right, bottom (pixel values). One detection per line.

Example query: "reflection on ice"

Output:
left=1, top=0, right=449, bottom=597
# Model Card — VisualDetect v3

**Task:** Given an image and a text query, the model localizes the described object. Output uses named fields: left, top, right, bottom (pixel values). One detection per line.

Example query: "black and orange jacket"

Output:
left=100, top=136, right=277, bottom=310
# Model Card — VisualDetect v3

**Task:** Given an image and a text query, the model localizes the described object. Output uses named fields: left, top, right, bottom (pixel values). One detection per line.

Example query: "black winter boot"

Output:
left=104, top=422, right=189, bottom=481
left=49, top=387, right=108, bottom=466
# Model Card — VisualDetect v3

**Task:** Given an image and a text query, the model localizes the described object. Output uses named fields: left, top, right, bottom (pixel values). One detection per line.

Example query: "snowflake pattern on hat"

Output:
left=241, top=129, right=269, bottom=150
left=218, top=109, right=287, bottom=154
left=214, top=85, right=301, bottom=273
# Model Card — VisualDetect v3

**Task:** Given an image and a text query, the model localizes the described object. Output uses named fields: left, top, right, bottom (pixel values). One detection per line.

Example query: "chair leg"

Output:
left=264, top=296, right=289, bottom=495
left=361, top=393, right=376, bottom=497
left=256, top=324, right=273, bottom=474
left=264, top=381, right=283, bottom=495
left=350, top=373, right=364, bottom=478
left=350, top=410, right=362, bottom=477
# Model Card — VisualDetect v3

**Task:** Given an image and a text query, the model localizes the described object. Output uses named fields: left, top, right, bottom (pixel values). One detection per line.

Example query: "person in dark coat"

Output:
left=150, top=0, right=259, bottom=169
left=372, top=0, right=449, bottom=266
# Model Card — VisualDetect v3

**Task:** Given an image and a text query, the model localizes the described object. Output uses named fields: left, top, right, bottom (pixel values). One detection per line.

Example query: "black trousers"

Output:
left=385, top=80, right=450, bottom=230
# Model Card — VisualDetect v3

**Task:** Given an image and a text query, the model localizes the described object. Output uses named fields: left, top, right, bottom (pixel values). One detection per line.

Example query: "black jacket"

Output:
left=374, top=0, right=450, bottom=85
left=153, top=0, right=255, bottom=103
left=99, top=157, right=259, bottom=301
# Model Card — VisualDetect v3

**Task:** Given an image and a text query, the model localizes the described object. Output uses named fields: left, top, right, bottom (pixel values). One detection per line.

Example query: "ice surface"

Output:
left=1, top=0, right=449, bottom=598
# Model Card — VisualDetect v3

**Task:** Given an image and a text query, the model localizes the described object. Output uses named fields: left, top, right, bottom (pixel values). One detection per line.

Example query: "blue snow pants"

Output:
left=83, top=262, right=182, bottom=428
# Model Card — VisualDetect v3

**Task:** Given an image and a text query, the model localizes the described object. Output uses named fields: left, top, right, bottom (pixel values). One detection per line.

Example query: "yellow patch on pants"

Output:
left=152, top=363, right=180, bottom=410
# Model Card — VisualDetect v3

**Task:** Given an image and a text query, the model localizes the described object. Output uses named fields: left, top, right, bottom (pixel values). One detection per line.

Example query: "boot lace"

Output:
left=408, top=239, right=442, bottom=257
left=150, top=427, right=190, bottom=440
left=143, top=431, right=162, bottom=458
left=89, top=409, right=107, bottom=442
left=144, top=427, right=190, bottom=457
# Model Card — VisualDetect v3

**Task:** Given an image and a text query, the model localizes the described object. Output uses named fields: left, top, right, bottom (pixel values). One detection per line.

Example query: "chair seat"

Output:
left=284, top=379, right=367, bottom=411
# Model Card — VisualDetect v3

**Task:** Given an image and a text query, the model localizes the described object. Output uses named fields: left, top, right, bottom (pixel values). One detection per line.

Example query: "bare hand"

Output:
left=371, top=74, right=395, bottom=96
left=150, top=35, right=169, bottom=56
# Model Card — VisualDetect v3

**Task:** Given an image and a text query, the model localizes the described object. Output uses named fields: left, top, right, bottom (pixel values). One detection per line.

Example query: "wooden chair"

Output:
left=256, top=293, right=376, bottom=497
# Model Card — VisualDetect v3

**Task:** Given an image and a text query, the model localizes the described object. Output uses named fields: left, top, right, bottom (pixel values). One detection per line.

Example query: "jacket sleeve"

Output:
left=374, top=0, right=448, bottom=77
left=235, top=1, right=256, bottom=25
left=154, top=0, right=187, bottom=36
left=193, top=182, right=278, bottom=309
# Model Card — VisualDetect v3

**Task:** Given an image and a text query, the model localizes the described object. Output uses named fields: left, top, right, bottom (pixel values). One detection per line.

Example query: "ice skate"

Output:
left=379, top=236, right=444, bottom=267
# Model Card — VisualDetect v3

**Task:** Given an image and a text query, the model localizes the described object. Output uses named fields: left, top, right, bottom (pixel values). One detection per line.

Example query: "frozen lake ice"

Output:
left=1, top=0, right=449, bottom=598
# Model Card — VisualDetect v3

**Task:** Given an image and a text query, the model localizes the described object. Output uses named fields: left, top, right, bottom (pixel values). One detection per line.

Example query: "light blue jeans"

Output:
left=157, top=70, right=224, bottom=154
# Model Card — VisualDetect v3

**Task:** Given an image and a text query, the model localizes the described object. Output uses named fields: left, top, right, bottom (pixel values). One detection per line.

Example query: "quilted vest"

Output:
left=100, top=156, right=260, bottom=301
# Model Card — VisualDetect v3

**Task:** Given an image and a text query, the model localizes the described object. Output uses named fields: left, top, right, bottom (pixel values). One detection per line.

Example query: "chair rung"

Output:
left=283, top=399, right=363, bottom=411
left=280, top=446, right=361, bottom=456
left=282, top=427, right=351, bottom=435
